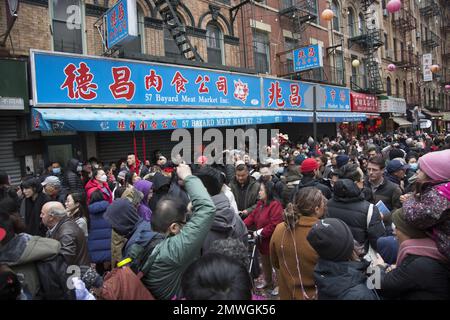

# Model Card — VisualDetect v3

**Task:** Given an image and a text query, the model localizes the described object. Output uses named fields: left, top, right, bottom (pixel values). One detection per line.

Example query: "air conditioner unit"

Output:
left=416, top=31, right=421, bottom=39
left=383, top=9, right=388, bottom=17
left=386, top=49, right=394, bottom=58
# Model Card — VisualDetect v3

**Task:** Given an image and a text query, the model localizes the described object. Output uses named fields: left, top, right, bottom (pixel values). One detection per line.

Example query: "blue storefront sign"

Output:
left=31, top=50, right=262, bottom=108
left=263, top=78, right=350, bottom=111
left=293, top=44, right=323, bottom=72
left=106, top=0, right=138, bottom=49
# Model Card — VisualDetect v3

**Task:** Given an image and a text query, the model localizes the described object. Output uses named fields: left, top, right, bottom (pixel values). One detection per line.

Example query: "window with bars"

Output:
left=331, top=1, right=340, bottom=32
left=51, top=0, right=83, bottom=54
left=253, top=30, right=270, bottom=74
left=206, top=23, right=223, bottom=65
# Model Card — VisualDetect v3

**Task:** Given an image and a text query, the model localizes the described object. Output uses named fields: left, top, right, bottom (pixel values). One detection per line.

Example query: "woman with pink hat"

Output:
left=402, top=149, right=450, bottom=260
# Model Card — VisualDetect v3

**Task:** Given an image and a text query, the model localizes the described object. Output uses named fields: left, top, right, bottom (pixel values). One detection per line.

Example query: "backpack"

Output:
left=101, top=235, right=163, bottom=300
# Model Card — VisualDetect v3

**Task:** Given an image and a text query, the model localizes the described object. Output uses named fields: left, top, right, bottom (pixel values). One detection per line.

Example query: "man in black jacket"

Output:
left=63, top=158, right=84, bottom=194
left=41, top=201, right=90, bottom=266
left=229, top=162, right=260, bottom=219
left=292, top=158, right=332, bottom=201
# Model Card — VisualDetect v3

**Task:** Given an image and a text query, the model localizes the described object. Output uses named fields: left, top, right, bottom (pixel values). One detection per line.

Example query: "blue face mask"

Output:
left=409, top=163, right=418, bottom=171
left=52, top=168, right=61, bottom=174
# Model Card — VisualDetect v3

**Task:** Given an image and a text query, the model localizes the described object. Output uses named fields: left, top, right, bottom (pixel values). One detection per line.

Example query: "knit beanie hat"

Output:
left=300, top=158, right=319, bottom=173
left=307, top=218, right=355, bottom=262
left=418, top=150, right=450, bottom=181
left=294, top=154, right=306, bottom=165
left=336, top=154, right=350, bottom=169
left=392, top=208, right=427, bottom=239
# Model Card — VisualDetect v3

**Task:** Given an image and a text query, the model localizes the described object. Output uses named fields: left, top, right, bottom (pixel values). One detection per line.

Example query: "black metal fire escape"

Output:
left=153, top=0, right=203, bottom=61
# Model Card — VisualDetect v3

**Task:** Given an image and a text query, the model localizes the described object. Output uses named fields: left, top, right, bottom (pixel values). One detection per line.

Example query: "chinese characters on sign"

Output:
left=105, top=0, right=138, bottom=49
left=293, top=44, right=324, bottom=72
left=350, top=92, right=379, bottom=113
left=422, top=53, right=432, bottom=82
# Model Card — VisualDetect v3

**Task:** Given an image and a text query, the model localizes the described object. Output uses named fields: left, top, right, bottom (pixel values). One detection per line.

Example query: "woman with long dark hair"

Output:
left=244, top=180, right=283, bottom=295
left=19, top=177, right=50, bottom=236
left=65, top=192, right=90, bottom=237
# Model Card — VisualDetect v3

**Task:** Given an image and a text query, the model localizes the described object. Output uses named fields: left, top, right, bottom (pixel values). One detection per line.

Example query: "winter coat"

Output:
left=87, top=200, right=111, bottom=263
left=202, top=193, right=248, bottom=254
left=123, top=220, right=154, bottom=258
left=270, top=215, right=319, bottom=300
left=0, top=234, right=62, bottom=299
left=62, top=159, right=84, bottom=194
left=20, top=193, right=50, bottom=237
left=314, top=259, right=379, bottom=300
left=222, top=184, right=239, bottom=215
left=229, top=176, right=260, bottom=215
left=134, top=180, right=153, bottom=222
left=403, top=182, right=450, bottom=260
left=126, top=160, right=149, bottom=178
left=244, top=199, right=283, bottom=255
left=48, top=216, right=90, bottom=266
left=380, top=249, right=449, bottom=300
left=327, top=179, right=386, bottom=251
left=141, top=176, right=216, bottom=300
left=292, top=175, right=332, bottom=201
left=85, top=179, right=113, bottom=204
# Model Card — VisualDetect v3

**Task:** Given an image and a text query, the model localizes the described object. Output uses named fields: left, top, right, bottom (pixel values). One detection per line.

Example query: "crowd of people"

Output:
left=0, top=131, right=449, bottom=300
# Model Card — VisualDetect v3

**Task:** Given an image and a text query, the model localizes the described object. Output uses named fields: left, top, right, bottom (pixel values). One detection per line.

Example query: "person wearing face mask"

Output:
left=327, top=165, right=386, bottom=255
left=85, top=169, right=113, bottom=205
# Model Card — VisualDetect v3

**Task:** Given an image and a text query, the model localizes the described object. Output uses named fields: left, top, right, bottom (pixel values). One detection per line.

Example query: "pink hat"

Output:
left=418, top=150, right=450, bottom=181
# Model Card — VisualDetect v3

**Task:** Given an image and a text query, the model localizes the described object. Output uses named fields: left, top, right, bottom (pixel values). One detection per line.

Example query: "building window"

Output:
left=348, top=8, right=355, bottom=37
left=384, top=33, right=388, bottom=50
left=333, top=50, right=344, bottom=85
left=206, top=23, right=224, bottom=65
left=395, top=79, right=400, bottom=97
left=253, top=30, right=270, bottom=74
left=393, top=38, right=397, bottom=61
left=164, top=14, right=186, bottom=59
left=358, top=13, right=365, bottom=35
left=285, top=37, right=297, bottom=74
left=409, top=82, right=413, bottom=99
left=331, top=1, right=340, bottom=32
left=122, top=5, right=145, bottom=56
left=403, top=81, right=407, bottom=98
left=51, top=0, right=83, bottom=53
left=386, top=77, right=392, bottom=96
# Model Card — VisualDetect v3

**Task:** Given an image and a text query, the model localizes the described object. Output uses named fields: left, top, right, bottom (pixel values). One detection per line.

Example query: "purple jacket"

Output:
left=134, top=180, right=153, bottom=222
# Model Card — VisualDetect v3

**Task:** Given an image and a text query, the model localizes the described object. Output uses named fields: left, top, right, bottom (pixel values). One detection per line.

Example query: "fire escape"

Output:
left=349, top=0, right=383, bottom=94
left=276, top=1, right=318, bottom=78
left=419, top=0, right=440, bottom=17
left=393, top=5, right=419, bottom=106
left=153, top=0, right=203, bottom=61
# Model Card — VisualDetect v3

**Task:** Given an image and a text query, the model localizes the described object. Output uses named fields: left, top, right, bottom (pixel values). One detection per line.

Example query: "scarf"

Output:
left=397, top=237, right=448, bottom=266
left=436, top=182, right=450, bottom=202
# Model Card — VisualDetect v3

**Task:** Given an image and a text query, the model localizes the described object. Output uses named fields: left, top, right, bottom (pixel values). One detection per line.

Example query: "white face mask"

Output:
left=99, top=175, right=107, bottom=182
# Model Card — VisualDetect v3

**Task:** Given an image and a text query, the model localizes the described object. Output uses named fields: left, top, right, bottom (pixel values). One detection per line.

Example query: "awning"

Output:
left=316, top=112, right=367, bottom=123
left=364, top=113, right=381, bottom=119
left=422, top=108, right=443, bottom=119
left=392, top=117, right=412, bottom=127
left=32, top=108, right=314, bottom=132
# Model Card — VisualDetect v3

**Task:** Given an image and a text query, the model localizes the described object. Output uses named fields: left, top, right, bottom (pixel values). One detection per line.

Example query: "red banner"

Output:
left=350, top=92, right=378, bottom=113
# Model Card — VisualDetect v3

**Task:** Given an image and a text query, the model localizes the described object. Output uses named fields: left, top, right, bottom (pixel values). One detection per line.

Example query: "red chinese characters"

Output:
left=109, top=66, right=135, bottom=101
left=268, top=81, right=285, bottom=108
left=308, top=47, right=315, bottom=57
left=195, top=75, right=210, bottom=94
left=330, top=89, right=336, bottom=101
left=118, top=3, right=125, bottom=21
left=216, top=76, right=228, bottom=96
left=171, top=71, right=188, bottom=94
left=289, top=84, right=301, bottom=107
left=117, top=121, right=125, bottom=130
left=60, top=62, right=98, bottom=100
left=145, top=69, right=163, bottom=92
left=151, top=121, right=157, bottom=129
left=110, top=10, right=117, bottom=28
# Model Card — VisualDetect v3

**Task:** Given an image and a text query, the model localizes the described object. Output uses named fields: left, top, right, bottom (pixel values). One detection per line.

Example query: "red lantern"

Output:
left=321, top=9, right=334, bottom=21
left=387, top=64, right=396, bottom=72
left=386, top=0, right=402, bottom=13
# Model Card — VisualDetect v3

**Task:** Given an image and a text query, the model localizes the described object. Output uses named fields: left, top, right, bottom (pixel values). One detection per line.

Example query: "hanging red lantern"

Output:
left=387, top=64, right=396, bottom=72
left=386, top=0, right=402, bottom=13
left=321, top=9, right=334, bottom=21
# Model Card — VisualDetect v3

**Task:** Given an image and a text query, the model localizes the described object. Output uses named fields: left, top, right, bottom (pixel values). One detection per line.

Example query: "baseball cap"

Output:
left=386, top=159, right=410, bottom=174
left=41, top=176, right=61, bottom=186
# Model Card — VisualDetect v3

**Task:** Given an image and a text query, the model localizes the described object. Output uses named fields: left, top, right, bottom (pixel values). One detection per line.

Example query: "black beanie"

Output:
left=307, top=218, right=354, bottom=262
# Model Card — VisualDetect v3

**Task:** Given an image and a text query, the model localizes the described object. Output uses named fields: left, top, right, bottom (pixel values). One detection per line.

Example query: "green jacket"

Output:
left=141, top=175, right=216, bottom=300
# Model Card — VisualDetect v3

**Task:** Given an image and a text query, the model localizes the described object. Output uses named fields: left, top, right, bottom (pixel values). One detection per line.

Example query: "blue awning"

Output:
left=32, top=108, right=315, bottom=132
left=316, top=112, right=366, bottom=123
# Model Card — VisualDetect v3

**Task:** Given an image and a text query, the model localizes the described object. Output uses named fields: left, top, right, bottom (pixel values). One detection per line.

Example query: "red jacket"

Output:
left=244, top=199, right=284, bottom=255
left=85, top=179, right=113, bottom=204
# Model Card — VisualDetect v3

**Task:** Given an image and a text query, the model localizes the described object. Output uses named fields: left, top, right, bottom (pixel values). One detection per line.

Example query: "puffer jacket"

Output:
left=202, top=192, right=248, bottom=254
left=87, top=200, right=112, bottom=263
left=62, top=159, right=84, bottom=194
left=0, top=234, right=57, bottom=296
left=314, top=259, right=379, bottom=300
left=85, top=179, right=113, bottom=204
left=141, top=176, right=216, bottom=300
left=327, top=179, right=386, bottom=251
left=403, top=182, right=450, bottom=260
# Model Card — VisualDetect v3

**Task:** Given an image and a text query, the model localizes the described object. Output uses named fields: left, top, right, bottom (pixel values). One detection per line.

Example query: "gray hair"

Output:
left=48, top=206, right=67, bottom=218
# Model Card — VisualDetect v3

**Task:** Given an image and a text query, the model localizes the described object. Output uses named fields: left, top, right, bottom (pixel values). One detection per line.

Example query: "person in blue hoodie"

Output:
left=87, top=190, right=112, bottom=274
left=307, top=218, right=379, bottom=300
